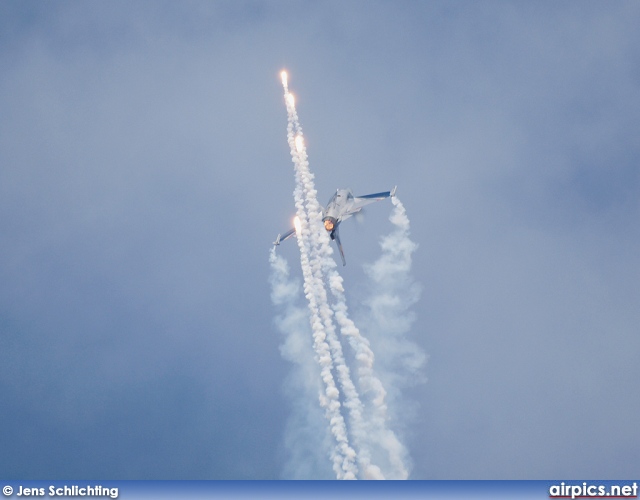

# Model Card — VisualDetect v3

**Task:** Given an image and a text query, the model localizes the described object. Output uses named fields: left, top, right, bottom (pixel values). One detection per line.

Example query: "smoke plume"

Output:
left=269, top=72, right=423, bottom=479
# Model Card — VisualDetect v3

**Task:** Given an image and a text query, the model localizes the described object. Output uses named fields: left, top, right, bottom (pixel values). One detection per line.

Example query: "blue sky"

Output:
left=0, top=1, right=638, bottom=479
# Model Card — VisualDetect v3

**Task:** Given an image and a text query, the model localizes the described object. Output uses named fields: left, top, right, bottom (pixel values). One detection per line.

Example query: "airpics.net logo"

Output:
left=549, top=482, right=638, bottom=499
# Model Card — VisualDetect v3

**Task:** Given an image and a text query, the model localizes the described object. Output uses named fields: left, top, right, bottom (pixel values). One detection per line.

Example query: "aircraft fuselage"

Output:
left=275, top=187, right=395, bottom=266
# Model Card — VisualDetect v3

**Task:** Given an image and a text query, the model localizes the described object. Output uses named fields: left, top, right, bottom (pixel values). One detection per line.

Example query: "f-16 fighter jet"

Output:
left=274, top=186, right=397, bottom=266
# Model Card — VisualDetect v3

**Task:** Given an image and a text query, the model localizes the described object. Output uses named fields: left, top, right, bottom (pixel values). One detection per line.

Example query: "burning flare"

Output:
left=294, top=215, right=302, bottom=237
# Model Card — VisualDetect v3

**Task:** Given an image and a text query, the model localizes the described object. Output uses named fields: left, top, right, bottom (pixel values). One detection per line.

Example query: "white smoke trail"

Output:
left=299, top=180, right=384, bottom=479
left=294, top=202, right=358, bottom=479
left=282, top=86, right=385, bottom=479
left=268, top=248, right=335, bottom=478
left=357, top=197, right=425, bottom=473
left=284, top=78, right=408, bottom=476
left=347, top=196, right=423, bottom=478
left=362, top=196, right=424, bottom=383
left=284, top=80, right=385, bottom=479
left=282, top=78, right=359, bottom=479
left=327, top=265, right=410, bottom=479
left=272, top=72, right=419, bottom=479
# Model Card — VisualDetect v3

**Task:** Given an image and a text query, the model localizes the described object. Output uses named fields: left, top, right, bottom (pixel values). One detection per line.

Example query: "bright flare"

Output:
left=295, top=134, right=304, bottom=153
left=281, top=70, right=288, bottom=88
left=294, top=216, right=302, bottom=237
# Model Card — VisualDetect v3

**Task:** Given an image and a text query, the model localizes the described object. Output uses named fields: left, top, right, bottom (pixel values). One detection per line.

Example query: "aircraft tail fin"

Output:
left=334, top=225, right=346, bottom=266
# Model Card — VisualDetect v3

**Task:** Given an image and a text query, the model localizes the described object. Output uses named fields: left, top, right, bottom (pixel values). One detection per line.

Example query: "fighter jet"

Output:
left=273, top=186, right=397, bottom=266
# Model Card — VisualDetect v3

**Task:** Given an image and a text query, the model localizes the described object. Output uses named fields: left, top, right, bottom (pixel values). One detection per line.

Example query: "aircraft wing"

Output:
left=346, top=186, right=397, bottom=216
left=273, top=227, right=296, bottom=246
